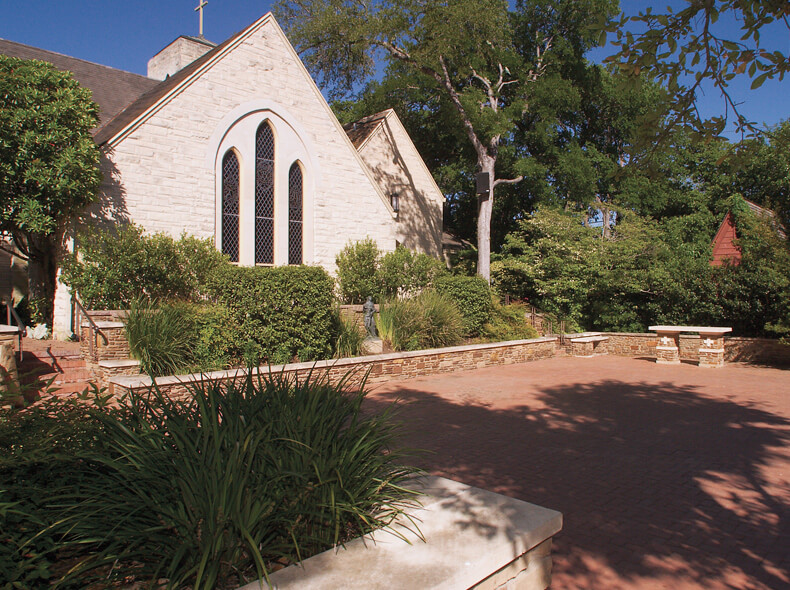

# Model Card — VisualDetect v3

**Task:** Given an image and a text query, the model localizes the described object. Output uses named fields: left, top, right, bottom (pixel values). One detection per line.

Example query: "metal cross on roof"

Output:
left=195, top=0, right=208, bottom=37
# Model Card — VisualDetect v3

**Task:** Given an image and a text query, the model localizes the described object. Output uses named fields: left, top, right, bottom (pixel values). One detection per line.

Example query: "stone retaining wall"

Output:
left=605, top=332, right=790, bottom=366
left=109, top=337, right=558, bottom=398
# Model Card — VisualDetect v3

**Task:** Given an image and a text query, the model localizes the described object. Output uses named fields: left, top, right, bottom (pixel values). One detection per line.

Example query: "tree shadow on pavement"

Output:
left=364, top=378, right=790, bottom=589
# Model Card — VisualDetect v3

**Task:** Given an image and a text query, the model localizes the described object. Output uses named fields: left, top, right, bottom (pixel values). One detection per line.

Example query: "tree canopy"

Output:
left=277, top=0, right=618, bottom=280
left=0, top=56, right=101, bottom=325
left=601, top=0, right=790, bottom=138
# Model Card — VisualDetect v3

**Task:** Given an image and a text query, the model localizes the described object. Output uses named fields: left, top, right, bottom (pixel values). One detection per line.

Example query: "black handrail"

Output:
left=72, top=296, right=108, bottom=359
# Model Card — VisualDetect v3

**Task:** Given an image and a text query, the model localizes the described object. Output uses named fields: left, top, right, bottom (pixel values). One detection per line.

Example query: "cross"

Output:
left=703, top=338, right=715, bottom=348
left=660, top=336, right=672, bottom=346
left=195, top=0, right=208, bottom=37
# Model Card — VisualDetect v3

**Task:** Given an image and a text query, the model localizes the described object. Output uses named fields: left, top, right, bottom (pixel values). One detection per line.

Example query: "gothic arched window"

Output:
left=288, top=162, right=303, bottom=265
left=255, top=122, right=275, bottom=264
left=221, top=150, right=240, bottom=263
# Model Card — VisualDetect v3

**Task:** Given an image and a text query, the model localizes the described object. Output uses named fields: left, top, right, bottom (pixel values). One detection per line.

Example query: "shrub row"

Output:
left=61, top=224, right=227, bottom=309
left=335, top=240, right=446, bottom=303
left=207, top=265, right=336, bottom=365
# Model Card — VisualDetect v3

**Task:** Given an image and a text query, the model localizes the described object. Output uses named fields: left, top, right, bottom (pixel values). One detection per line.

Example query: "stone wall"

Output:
left=726, top=336, right=790, bottom=367
left=338, top=303, right=379, bottom=331
left=80, top=321, right=133, bottom=383
left=96, top=14, right=397, bottom=272
left=605, top=332, right=790, bottom=366
left=109, top=337, right=558, bottom=398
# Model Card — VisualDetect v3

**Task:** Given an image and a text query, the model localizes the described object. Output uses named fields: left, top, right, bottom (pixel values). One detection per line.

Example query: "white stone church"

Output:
left=0, top=12, right=445, bottom=338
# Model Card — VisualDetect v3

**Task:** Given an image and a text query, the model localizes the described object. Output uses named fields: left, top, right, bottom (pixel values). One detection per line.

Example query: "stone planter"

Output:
left=239, top=475, right=562, bottom=590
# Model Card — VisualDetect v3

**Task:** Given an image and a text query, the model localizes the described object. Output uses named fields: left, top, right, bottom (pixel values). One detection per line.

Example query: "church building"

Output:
left=0, top=12, right=444, bottom=338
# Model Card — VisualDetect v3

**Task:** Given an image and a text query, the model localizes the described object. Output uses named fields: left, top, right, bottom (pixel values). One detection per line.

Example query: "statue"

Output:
left=362, top=296, right=377, bottom=337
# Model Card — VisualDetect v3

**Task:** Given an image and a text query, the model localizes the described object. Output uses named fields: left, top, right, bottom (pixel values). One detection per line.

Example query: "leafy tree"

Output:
left=277, top=0, right=617, bottom=281
left=0, top=56, right=101, bottom=326
left=602, top=1, right=790, bottom=137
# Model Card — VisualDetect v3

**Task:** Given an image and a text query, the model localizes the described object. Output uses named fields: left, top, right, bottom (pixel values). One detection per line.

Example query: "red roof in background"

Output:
left=711, top=211, right=741, bottom=266
left=710, top=200, right=787, bottom=267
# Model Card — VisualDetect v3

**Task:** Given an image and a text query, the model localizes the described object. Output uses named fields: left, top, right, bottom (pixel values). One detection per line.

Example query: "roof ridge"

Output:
left=0, top=37, right=152, bottom=81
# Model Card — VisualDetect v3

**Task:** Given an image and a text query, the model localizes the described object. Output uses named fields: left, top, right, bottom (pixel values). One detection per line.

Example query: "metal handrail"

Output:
left=2, top=299, right=26, bottom=361
left=73, top=296, right=108, bottom=359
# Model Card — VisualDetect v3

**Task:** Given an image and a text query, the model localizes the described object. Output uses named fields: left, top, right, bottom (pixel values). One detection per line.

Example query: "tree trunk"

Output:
left=477, top=156, right=496, bottom=283
left=26, top=232, right=59, bottom=328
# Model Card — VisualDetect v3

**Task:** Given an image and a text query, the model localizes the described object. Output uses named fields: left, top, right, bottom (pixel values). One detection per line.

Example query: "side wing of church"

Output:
left=1, top=12, right=444, bottom=338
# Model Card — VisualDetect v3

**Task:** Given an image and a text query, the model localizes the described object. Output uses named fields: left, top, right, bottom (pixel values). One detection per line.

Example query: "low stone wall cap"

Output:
left=238, top=475, right=562, bottom=590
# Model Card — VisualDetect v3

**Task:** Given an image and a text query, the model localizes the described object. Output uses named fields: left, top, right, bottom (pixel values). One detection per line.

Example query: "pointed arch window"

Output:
left=221, top=150, right=240, bottom=263
left=288, top=162, right=303, bottom=265
left=255, top=122, right=275, bottom=264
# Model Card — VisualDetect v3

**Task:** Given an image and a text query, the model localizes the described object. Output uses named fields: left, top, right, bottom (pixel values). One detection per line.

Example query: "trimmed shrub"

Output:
left=183, top=301, right=242, bottom=371
left=377, top=290, right=464, bottom=351
left=208, top=265, right=335, bottom=364
left=335, top=239, right=380, bottom=304
left=377, top=246, right=446, bottom=298
left=434, top=275, right=493, bottom=336
left=60, top=224, right=229, bottom=309
left=480, top=302, right=539, bottom=342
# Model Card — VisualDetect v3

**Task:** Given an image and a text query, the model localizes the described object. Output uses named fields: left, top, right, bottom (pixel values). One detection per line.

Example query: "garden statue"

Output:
left=363, top=296, right=377, bottom=337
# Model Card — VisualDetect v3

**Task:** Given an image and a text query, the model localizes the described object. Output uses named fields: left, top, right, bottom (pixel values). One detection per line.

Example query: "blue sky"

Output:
left=1, top=1, right=786, bottom=140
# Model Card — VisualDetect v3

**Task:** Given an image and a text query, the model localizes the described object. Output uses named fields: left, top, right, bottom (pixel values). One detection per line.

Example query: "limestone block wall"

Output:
left=338, top=303, right=379, bottom=331
left=93, top=15, right=396, bottom=276
left=726, top=337, right=790, bottom=366
left=356, top=112, right=444, bottom=258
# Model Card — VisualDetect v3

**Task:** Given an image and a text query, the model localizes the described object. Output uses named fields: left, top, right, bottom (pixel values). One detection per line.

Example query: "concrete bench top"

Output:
left=649, top=326, right=732, bottom=335
left=97, top=359, right=141, bottom=369
left=239, top=475, right=562, bottom=590
left=570, top=336, right=609, bottom=343
left=0, top=325, right=22, bottom=334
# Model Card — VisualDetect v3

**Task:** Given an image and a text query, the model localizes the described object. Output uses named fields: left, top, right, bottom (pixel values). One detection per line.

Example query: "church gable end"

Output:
left=96, top=13, right=396, bottom=271
left=350, top=110, right=444, bottom=258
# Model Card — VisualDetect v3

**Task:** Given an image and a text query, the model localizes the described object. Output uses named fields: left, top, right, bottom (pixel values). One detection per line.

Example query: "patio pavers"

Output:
left=365, top=356, right=790, bottom=589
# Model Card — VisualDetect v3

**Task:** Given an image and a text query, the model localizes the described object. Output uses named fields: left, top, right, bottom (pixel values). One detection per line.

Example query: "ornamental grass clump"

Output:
left=377, top=290, right=464, bottom=352
left=123, top=298, right=193, bottom=377
left=47, top=371, right=419, bottom=590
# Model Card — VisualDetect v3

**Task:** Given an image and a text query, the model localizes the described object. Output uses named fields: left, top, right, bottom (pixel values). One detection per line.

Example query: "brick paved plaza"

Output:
left=367, top=356, right=790, bottom=589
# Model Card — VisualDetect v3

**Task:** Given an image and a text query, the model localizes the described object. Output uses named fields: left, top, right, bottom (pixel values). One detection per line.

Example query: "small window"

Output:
left=288, top=162, right=303, bottom=265
left=221, top=150, right=240, bottom=263
left=255, top=122, right=275, bottom=264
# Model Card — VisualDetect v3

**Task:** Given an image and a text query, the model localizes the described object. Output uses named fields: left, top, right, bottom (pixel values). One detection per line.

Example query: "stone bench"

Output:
left=569, top=335, right=608, bottom=357
left=239, top=475, right=563, bottom=590
left=649, top=325, right=733, bottom=368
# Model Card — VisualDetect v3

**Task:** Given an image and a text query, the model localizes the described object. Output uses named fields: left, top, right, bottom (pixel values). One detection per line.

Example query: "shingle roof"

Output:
left=343, top=110, right=390, bottom=148
left=0, top=38, right=159, bottom=132
left=93, top=27, right=247, bottom=145
left=745, top=199, right=786, bottom=239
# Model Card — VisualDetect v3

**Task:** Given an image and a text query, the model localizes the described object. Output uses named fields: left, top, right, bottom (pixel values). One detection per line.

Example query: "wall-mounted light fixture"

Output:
left=390, top=193, right=400, bottom=213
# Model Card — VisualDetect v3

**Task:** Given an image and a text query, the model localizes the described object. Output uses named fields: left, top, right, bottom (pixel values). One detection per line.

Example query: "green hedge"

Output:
left=434, top=275, right=493, bottom=336
left=60, top=224, right=228, bottom=309
left=208, top=265, right=335, bottom=364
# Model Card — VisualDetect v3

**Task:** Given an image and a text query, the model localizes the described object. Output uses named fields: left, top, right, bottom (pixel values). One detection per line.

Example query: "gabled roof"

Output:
left=744, top=200, right=786, bottom=239
left=0, top=38, right=158, bottom=131
left=343, top=111, right=389, bottom=148
left=94, top=27, right=247, bottom=145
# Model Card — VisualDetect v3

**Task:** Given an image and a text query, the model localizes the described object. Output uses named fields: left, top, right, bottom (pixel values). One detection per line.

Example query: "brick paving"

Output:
left=366, top=356, right=790, bottom=589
